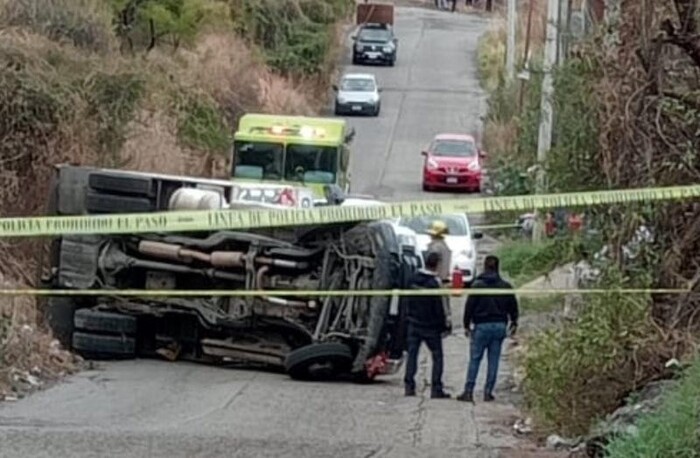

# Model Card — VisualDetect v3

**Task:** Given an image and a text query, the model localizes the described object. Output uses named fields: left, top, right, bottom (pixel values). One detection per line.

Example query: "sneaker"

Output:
left=405, top=388, right=416, bottom=397
left=430, top=391, right=451, bottom=399
left=484, top=393, right=495, bottom=402
left=456, top=392, right=474, bottom=403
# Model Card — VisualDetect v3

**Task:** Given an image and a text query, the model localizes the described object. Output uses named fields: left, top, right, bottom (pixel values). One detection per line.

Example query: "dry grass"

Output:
left=0, top=0, right=349, bottom=397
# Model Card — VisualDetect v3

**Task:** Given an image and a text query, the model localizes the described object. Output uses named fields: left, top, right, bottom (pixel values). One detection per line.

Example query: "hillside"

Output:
left=0, top=0, right=353, bottom=399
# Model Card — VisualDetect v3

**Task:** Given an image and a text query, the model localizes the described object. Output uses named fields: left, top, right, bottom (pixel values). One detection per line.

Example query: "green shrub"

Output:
left=233, top=0, right=351, bottom=75
left=177, top=95, right=232, bottom=154
left=494, top=238, right=573, bottom=286
left=476, top=28, right=505, bottom=93
left=84, top=71, right=145, bottom=158
left=523, top=269, right=659, bottom=436
left=604, top=357, right=700, bottom=458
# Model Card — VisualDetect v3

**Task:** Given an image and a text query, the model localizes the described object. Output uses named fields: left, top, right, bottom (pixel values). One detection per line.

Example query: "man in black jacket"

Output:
left=457, top=255, right=518, bottom=403
left=403, top=252, right=451, bottom=399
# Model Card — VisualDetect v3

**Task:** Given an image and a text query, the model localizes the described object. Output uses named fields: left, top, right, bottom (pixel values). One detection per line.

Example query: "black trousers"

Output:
left=403, top=324, right=444, bottom=393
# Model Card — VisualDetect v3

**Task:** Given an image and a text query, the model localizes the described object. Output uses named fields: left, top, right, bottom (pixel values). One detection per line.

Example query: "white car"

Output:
left=397, top=214, right=483, bottom=284
left=333, top=73, right=382, bottom=117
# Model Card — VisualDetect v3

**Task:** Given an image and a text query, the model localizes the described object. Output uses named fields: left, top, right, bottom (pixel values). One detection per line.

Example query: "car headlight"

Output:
left=427, top=158, right=439, bottom=170
left=467, top=162, right=481, bottom=171
left=382, top=45, right=393, bottom=53
left=355, top=43, right=362, bottom=52
left=337, top=97, right=347, bottom=104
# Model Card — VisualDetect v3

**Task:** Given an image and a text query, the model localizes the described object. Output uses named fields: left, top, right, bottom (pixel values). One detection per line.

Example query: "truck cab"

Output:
left=231, top=114, right=354, bottom=199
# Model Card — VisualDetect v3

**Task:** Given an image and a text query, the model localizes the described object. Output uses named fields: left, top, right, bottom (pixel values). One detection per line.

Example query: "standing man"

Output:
left=426, top=220, right=453, bottom=333
left=457, top=255, right=518, bottom=403
left=403, top=252, right=451, bottom=399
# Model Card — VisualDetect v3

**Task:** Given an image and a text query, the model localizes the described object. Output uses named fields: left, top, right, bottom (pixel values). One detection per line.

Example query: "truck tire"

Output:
left=44, top=297, right=79, bottom=348
left=88, top=173, right=155, bottom=197
left=284, top=343, right=353, bottom=381
left=72, top=332, right=136, bottom=359
left=74, top=309, right=137, bottom=335
left=343, top=223, right=396, bottom=377
left=85, top=191, right=153, bottom=214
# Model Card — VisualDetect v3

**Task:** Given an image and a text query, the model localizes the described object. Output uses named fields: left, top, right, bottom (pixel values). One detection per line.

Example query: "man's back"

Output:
left=464, top=271, right=518, bottom=326
left=406, top=270, right=446, bottom=330
left=427, top=238, right=451, bottom=280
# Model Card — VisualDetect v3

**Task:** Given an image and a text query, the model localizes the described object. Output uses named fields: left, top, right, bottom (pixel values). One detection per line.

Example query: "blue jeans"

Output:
left=404, top=325, right=444, bottom=394
left=464, top=322, right=508, bottom=395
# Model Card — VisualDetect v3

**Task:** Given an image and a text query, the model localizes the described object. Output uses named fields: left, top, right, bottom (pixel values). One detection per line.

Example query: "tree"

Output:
left=111, top=0, right=230, bottom=53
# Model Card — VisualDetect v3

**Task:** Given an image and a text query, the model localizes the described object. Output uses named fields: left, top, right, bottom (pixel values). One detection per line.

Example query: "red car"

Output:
left=421, top=133, right=485, bottom=192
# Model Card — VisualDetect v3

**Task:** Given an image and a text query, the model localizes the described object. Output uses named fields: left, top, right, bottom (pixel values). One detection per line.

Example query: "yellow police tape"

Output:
left=0, top=288, right=694, bottom=297
left=0, top=184, right=699, bottom=238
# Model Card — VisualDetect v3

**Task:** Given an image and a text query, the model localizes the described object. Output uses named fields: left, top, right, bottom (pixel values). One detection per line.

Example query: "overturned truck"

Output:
left=42, top=165, right=420, bottom=381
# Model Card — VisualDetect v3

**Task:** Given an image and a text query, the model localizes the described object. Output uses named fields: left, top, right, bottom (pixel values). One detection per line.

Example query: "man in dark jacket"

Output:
left=457, top=255, right=518, bottom=403
left=403, top=252, right=451, bottom=399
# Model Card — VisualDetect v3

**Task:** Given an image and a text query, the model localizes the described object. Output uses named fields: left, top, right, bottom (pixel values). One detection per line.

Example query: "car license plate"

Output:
left=446, top=177, right=458, bottom=184
left=351, top=105, right=362, bottom=111
left=366, top=52, right=380, bottom=59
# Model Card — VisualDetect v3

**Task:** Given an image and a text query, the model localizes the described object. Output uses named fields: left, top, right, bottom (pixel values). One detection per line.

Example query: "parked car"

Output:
left=397, top=214, right=482, bottom=285
left=352, top=23, right=398, bottom=66
left=333, top=73, right=382, bottom=116
left=421, top=133, right=486, bottom=193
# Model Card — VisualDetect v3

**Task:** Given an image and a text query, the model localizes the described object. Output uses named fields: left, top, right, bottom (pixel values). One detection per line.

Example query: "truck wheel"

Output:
left=85, top=191, right=153, bottom=214
left=284, top=343, right=353, bottom=381
left=44, top=297, right=79, bottom=348
left=74, top=309, right=137, bottom=335
left=343, top=223, right=395, bottom=377
left=72, top=332, right=136, bottom=359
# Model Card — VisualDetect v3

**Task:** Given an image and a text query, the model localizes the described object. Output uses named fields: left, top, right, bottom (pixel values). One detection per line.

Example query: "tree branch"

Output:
left=660, top=19, right=700, bottom=69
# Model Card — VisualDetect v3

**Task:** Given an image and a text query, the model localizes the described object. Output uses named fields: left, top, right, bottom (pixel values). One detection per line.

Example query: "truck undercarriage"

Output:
left=43, top=166, right=416, bottom=381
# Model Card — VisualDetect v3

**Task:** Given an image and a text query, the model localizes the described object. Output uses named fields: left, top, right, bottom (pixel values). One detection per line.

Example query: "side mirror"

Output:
left=393, top=38, right=398, bottom=43
left=351, top=34, right=357, bottom=40
left=378, top=88, right=383, bottom=93
left=473, top=231, right=483, bottom=240
left=421, top=150, right=428, bottom=156
left=323, top=184, right=346, bottom=206
left=344, top=127, right=356, bottom=144
left=332, top=84, right=338, bottom=91
left=479, top=149, right=487, bottom=158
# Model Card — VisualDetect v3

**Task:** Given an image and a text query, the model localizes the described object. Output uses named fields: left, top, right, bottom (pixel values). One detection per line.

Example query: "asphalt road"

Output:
left=0, top=7, right=525, bottom=458
left=343, top=7, right=488, bottom=202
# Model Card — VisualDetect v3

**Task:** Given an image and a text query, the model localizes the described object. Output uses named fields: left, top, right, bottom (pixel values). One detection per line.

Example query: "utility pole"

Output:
left=505, top=0, right=516, bottom=81
left=532, top=0, right=559, bottom=242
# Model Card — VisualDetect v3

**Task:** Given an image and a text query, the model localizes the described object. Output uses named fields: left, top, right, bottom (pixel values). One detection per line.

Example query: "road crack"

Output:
left=408, top=354, right=429, bottom=446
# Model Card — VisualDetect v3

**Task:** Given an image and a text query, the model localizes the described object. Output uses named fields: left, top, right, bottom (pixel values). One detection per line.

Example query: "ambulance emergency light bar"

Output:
left=249, top=124, right=326, bottom=139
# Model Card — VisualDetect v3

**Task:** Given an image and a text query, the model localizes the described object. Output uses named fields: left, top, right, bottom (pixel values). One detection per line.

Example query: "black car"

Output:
left=352, top=24, right=398, bottom=66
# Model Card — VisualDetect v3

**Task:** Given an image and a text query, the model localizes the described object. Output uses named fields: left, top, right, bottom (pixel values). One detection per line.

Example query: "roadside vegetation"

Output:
left=495, top=238, right=573, bottom=287
left=0, top=0, right=353, bottom=399
left=604, top=356, right=700, bottom=458
left=476, top=0, right=700, bottom=446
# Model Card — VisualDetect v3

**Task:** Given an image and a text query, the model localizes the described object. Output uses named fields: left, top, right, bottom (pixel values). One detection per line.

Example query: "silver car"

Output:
left=333, top=73, right=382, bottom=117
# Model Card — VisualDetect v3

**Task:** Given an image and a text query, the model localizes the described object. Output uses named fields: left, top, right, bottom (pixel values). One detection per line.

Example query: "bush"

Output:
left=1, top=0, right=115, bottom=52
left=495, top=238, right=573, bottom=286
left=177, top=95, right=232, bottom=154
left=522, top=269, right=666, bottom=436
left=233, top=0, right=352, bottom=75
left=604, top=357, right=700, bottom=458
